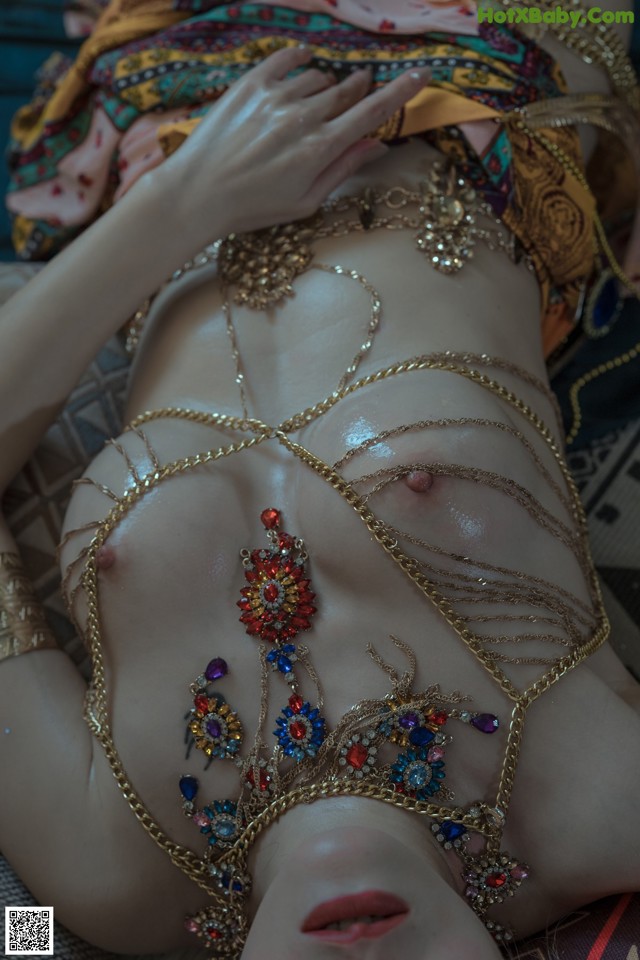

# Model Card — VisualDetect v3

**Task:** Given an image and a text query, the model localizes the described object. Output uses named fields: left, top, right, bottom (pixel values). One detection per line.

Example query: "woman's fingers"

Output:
left=306, top=67, right=373, bottom=122
left=280, top=66, right=337, bottom=99
left=326, top=66, right=431, bottom=142
left=253, top=44, right=315, bottom=84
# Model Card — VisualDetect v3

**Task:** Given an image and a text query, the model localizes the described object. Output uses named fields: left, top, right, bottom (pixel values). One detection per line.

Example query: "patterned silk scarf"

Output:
left=7, top=0, right=595, bottom=355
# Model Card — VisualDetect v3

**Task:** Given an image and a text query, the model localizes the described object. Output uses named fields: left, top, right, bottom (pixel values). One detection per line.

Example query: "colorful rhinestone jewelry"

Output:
left=172, top=510, right=534, bottom=955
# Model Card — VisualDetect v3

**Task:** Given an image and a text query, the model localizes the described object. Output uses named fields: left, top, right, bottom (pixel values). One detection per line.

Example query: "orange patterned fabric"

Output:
left=501, top=117, right=596, bottom=357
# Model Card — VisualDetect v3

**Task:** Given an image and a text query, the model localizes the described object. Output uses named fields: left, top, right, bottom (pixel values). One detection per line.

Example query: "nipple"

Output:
left=405, top=470, right=434, bottom=493
left=96, top=545, right=116, bottom=570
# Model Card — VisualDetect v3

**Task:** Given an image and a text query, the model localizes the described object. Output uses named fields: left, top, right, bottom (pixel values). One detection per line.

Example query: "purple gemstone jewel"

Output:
left=205, top=657, right=228, bottom=682
left=470, top=713, right=499, bottom=734
left=399, top=712, right=420, bottom=730
left=206, top=718, right=222, bottom=739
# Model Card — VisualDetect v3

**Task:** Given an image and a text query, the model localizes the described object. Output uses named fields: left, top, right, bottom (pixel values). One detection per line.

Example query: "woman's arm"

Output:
left=0, top=47, right=429, bottom=491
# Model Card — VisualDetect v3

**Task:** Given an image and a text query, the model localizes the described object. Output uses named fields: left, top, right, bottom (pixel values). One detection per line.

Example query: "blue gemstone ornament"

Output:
left=440, top=821, right=466, bottom=841
left=409, top=726, right=435, bottom=747
left=199, top=799, right=241, bottom=849
left=179, top=775, right=199, bottom=802
left=431, top=819, right=469, bottom=849
left=266, top=643, right=297, bottom=675
left=389, top=747, right=446, bottom=800
left=274, top=694, right=326, bottom=762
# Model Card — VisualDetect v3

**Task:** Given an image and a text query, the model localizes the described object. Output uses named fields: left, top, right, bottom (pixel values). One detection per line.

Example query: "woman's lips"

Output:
left=301, top=890, right=409, bottom=943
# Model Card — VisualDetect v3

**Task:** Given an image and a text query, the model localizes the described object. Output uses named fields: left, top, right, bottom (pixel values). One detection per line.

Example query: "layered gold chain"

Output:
left=80, top=348, right=608, bottom=892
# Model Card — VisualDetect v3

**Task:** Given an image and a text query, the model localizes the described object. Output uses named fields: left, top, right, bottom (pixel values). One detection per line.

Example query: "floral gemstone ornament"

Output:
left=389, top=746, right=445, bottom=800
left=274, top=697, right=326, bottom=761
left=199, top=799, right=242, bottom=849
left=184, top=904, right=247, bottom=955
left=338, top=733, right=377, bottom=777
left=266, top=643, right=298, bottom=675
left=238, top=513, right=317, bottom=643
left=462, top=853, right=529, bottom=907
left=432, top=820, right=469, bottom=850
left=245, top=760, right=274, bottom=795
left=189, top=701, right=243, bottom=760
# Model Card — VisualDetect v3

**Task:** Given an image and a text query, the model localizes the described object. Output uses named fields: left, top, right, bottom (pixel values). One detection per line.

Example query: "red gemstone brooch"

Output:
left=237, top=507, right=317, bottom=643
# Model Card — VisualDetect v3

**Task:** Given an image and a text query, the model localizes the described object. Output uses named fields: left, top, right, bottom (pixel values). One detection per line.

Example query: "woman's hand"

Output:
left=158, top=46, right=430, bottom=246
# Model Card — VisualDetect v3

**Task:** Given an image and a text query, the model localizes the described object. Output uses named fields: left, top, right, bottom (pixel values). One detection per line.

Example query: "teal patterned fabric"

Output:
left=0, top=0, right=80, bottom=259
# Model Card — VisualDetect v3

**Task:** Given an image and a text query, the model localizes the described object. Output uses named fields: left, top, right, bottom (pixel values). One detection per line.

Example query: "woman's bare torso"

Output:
left=59, top=120, right=640, bottom=942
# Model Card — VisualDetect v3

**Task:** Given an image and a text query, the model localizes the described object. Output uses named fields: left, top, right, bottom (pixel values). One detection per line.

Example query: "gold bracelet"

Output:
left=0, top=553, right=58, bottom=662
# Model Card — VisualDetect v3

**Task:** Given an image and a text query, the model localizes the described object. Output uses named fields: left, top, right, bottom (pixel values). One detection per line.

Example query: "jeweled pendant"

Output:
left=238, top=510, right=317, bottom=643
left=179, top=774, right=199, bottom=804
left=462, top=853, right=529, bottom=907
left=209, top=860, right=252, bottom=898
left=244, top=758, right=275, bottom=796
left=184, top=904, right=248, bottom=957
left=196, top=799, right=243, bottom=850
left=470, top=713, right=499, bottom=734
left=389, top=746, right=446, bottom=800
left=189, top=698, right=243, bottom=760
left=266, top=642, right=298, bottom=675
left=431, top=820, right=469, bottom=849
left=274, top=693, right=326, bottom=761
left=338, top=731, right=378, bottom=778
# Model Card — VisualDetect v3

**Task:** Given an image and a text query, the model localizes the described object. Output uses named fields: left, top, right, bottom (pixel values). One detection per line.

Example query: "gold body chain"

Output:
left=71, top=342, right=608, bottom=951
left=124, top=161, right=523, bottom=365
left=74, top=14, right=636, bottom=948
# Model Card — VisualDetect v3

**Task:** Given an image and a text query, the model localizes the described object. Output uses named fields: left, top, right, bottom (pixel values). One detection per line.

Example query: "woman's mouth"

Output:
left=301, top=890, right=409, bottom=944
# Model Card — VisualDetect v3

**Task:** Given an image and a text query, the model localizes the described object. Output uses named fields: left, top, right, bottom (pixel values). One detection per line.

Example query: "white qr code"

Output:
left=4, top=907, right=54, bottom=956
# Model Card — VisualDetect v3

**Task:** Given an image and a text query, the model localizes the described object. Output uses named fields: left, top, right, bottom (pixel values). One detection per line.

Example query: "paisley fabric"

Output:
left=6, top=0, right=594, bottom=355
